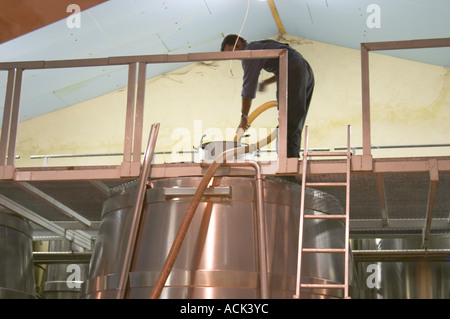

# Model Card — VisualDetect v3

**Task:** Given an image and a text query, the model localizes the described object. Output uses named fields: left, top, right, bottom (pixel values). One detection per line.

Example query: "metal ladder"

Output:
left=293, top=125, right=352, bottom=299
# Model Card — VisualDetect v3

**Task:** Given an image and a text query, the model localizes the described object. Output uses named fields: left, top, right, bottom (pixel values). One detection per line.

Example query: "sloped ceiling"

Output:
left=0, top=0, right=449, bottom=122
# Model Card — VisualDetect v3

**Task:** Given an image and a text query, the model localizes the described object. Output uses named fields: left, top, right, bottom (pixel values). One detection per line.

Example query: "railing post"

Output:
left=277, top=49, right=289, bottom=172
left=123, top=63, right=137, bottom=163
left=133, top=62, right=147, bottom=164
left=0, top=69, right=16, bottom=167
left=0, top=68, right=22, bottom=179
left=360, top=44, right=373, bottom=171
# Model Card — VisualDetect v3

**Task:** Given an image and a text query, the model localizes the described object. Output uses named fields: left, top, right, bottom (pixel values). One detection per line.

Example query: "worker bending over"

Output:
left=221, top=34, right=314, bottom=158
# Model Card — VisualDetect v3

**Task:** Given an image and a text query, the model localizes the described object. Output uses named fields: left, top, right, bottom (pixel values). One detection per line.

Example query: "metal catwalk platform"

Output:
left=1, top=156, right=449, bottom=254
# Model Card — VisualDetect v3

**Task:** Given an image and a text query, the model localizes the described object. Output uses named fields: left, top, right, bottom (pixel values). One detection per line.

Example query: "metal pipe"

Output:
left=116, top=123, right=160, bottom=299
left=30, top=141, right=450, bottom=162
left=352, top=249, right=450, bottom=262
left=33, top=252, right=92, bottom=264
left=36, top=213, right=450, bottom=291
left=30, top=150, right=176, bottom=160
left=344, top=125, right=351, bottom=299
left=293, top=126, right=309, bottom=299
left=252, top=161, right=269, bottom=299
left=335, top=143, right=450, bottom=151
left=221, top=161, right=269, bottom=299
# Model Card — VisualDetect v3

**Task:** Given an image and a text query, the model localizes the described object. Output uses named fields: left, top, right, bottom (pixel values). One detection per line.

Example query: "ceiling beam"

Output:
left=267, top=0, right=286, bottom=35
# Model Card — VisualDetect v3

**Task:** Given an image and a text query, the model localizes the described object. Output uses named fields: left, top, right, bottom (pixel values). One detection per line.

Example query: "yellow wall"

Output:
left=13, top=35, right=450, bottom=167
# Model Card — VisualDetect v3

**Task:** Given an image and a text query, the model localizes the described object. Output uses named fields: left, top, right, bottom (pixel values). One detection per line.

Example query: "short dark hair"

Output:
left=220, top=34, right=247, bottom=51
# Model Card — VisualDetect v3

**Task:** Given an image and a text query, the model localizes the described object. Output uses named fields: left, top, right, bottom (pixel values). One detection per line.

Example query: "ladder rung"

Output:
left=306, top=151, right=348, bottom=157
left=302, top=248, right=346, bottom=253
left=304, top=214, right=346, bottom=219
left=300, top=283, right=345, bottom=289
left=305, top=182, right=347, bottom=187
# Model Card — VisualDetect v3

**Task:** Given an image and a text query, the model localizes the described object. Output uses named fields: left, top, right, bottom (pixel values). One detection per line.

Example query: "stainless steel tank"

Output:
left=43, top=240, right=89, bottom=299
left=0, top=208, right=36, bottom=299
left=81, top=176, right=356, bottom=299
left=354, top=237, right=449, bottom=299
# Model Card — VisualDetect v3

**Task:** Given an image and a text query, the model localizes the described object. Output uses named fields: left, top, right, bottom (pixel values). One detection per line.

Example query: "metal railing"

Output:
left=0, top=48, right=291, bottom=180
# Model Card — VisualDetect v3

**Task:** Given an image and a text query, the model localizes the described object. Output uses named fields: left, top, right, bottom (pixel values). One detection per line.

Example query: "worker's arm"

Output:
left=258, top=75, right=277, bottom=92
left=238, top=97, right=252, bottom=130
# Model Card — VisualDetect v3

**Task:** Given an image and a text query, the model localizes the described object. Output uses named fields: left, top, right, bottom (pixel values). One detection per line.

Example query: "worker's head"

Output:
left=221, top=34, right=247, bottom=52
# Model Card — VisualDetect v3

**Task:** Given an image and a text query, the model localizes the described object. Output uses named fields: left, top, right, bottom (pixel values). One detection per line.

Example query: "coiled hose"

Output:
left=149, top=100, right=278, bottom=299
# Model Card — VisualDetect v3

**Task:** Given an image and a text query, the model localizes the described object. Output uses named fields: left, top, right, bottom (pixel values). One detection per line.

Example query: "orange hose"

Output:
left=234, top=100, right=277, bottom=143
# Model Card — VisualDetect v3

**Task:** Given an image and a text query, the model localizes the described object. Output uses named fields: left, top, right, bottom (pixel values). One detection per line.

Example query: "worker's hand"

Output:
left=238, top=115, right=250, bottom=131
left=258, top=76, right=276, bottom=92
left=258, top=81, right=266, bottom=92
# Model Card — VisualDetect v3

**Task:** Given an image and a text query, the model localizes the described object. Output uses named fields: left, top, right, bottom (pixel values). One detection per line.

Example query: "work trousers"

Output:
left=277, top=57, right=315, bottom=158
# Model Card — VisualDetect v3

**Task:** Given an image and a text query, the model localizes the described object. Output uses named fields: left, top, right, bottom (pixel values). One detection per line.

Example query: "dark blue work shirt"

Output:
left=241, top=39, right=304, bottom=99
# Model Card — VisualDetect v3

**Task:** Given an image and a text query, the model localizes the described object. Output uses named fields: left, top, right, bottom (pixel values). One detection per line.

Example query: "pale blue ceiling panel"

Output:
left=18, top=65, right=129, bottom=121
left=145, top=62, right=192, bottom=80
left=0, top=71, right=8, bottom=117
left=0, top=0, right=448, bottom=124
left=0, top=11, right=110, bottom=62
left=151, top=0, right=277, bottom=53
left=50, top=66, right=129, bottom=108
left=84, top=2, right=170, bottom=54
left=102, top=33, right=168, bottom=58
left=276, top=0, right=450, bottom=67
left=16, top=92, right=67, bottom=122
left=20, top=66, right=125, bottom=101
